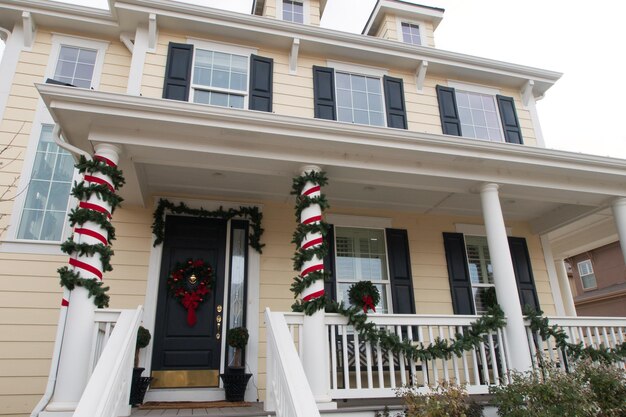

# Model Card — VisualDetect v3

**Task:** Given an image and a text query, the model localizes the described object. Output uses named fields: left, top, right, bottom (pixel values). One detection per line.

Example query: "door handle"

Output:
left=216, top=314, right=222, bottom=339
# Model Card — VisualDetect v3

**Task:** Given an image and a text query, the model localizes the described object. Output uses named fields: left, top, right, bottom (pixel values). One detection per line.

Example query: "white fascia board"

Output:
left=37, top=84, right=626, bottom=184
left=0, top=0, right=116, bottom=25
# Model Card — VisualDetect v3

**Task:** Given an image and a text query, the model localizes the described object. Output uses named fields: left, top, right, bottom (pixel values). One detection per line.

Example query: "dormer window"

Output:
left=282, top=0, right=304, bottom=23
left=400, top=22, right=422, bottom=45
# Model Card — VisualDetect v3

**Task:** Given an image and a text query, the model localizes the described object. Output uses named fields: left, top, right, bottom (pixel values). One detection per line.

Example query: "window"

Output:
left=336, top=72, right=385, bottom=127
left=456, top=90, right=503, bottom=142
left=282, top=0, right=304, bottom=23
left=465, top=235, right=495, bottom=314
left=335, top=227, right=391, bottom=313
left=578, top=260, right=597, bottom=290
left=401, top=22, right=422, bottom=45
left=52, top=45, right=98, bottom=88
left=17, top=125, right=74, bottom=241
left=191, top=49, right=248, bottom=109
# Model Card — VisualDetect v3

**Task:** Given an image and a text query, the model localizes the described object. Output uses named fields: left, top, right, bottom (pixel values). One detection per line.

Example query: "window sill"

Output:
left=0, top=239, right=64, bottom=255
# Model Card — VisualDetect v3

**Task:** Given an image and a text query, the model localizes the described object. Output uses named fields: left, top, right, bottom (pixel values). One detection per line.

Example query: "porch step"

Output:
left=128, top=402, right=270, bottom=417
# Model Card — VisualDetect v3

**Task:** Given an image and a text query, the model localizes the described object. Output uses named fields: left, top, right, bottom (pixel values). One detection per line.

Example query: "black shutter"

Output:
left=383, top=76, right=408, bottom=129
left=496, top=95, right=523, bottom=144
left=249, top=54, right=273, bottom=112
left=386, top=229, right=416, bottom=314
left=443, top=232, right=475, bottom=315
left=436, top=85, right=462, bottom=136
left=508, top=237, right=540, bottom=311
left=163, top=42, right=193, bottom=101
left=312, top=66, right=336, bottom=120
left=323, top=225, right=336, bottom=301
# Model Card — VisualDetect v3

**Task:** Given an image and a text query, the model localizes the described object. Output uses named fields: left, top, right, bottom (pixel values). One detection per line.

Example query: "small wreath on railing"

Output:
left=167, top=258, right=214, bottom=327
left=348, top=281, right=380, bottom=313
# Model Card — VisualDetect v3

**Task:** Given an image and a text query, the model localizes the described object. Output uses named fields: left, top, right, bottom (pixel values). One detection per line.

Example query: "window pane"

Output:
left=58, top=46, right=79, bottom=61
left=210, top=92, right=229, bottom=107
left=193, top=49, right=248, bottom=103
left=456, top=91, right=503, bottom=141
left=353, top=109, right=369, bottom=124
left=229, top=94, right=244, bottom=109
left=41, top=211, right=65, bottom=241
left=352, top=91, right=367, bottom=109
left=370, top=112, right=384, bottom=126
left=465, top=235, right=493, bottom=284
left=230, top=72, right=247, bottom=91
left=74, top=63, right=95, bottom=81
left=336, top=73, right=350, bottom=89
left=337, top=107, right=352, bottom=123
left=48, top=182, right=72, bottom=210
left=581, top=274, right=597, bottom=289
left=351, top=75, right=366, bottom=91
left=337, top=90, right=352, bottom=107
left=472, top=287, right=496, bottom=314
left=212, top=70, right=230, bottom=89
left=17, top=210, right=44, bottom=240
left=54, top=45, right=97, bottom=88
left=335, top=73, right=384, bottom=127
left=193, top=90, right=211, bottom=104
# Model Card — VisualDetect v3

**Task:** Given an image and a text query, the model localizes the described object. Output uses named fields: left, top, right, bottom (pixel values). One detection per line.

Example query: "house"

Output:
left=0, top=0, right=624, bottom=416
left=566, top=241, right=626, bottom=317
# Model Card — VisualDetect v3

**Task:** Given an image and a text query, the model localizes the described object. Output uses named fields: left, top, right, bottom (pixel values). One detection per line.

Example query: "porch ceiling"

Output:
left=38, top=84, right=626, bottom=230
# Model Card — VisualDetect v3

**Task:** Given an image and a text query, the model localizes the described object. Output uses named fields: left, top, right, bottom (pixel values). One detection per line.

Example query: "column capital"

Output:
left=299, top=164, right=321, bottom=176
left=480, top=182, right=499, bottom=193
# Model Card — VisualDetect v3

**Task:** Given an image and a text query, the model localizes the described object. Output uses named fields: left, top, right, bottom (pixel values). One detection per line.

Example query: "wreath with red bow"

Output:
left=167, top=258, right=214, bottom=326
left=348, top=281, right=381, bottom=314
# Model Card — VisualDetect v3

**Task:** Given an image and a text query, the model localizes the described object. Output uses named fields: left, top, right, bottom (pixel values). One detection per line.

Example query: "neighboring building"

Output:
left=0, top=1, right=624, bottom=416
left=567, top=241, right=626, bottom=317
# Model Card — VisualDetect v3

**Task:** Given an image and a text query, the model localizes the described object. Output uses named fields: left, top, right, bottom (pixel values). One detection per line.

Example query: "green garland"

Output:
left=151, top=199, right=264, bottom=253
left=59, top=156, right=124, bottom=308
left=59, top=266, right=110, bottom=308
left=524, top=307, right=626, bottom=364
left=290, top=171, right=330, bottom=310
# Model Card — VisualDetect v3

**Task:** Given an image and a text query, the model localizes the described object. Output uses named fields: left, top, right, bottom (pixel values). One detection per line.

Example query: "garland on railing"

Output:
left=58, top=156, right=124, bottom=308
left=524, top=307, right=626, bottom=364
left=151, top=199, right=264, bottom=253
left=290, top=171, right=330, bottom=312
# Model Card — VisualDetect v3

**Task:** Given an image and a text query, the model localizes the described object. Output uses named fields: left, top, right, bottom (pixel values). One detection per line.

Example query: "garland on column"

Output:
left=151, top=199, right=264, bottom=253
left=58, top=156, right=125, bottom=308
left=524, top=307, right=626, bottom=364
left=290, top=171, right=330, bottom=314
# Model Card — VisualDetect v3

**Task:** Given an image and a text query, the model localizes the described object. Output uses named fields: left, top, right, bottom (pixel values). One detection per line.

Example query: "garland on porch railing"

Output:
left=524, top=307, right=626, bottom=364
left=290, top=170, right=330, bottom=312
left=58, top=156, right=125, bottom=308
left=151, top=199, right=264, bottom=253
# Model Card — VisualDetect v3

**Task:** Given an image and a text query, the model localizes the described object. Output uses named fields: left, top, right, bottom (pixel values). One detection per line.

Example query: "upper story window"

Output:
left=436, top=82, right=524, bottom=144
left=191, top=49, right=248, bottom=109
left=400, top=22, right=422, bottom=45
left=52, top=45, right=97, bottom=88
left=464, top=235, right=495, bottom=314
left=577, top=259, right=597, bottom=290
left=282, top=0, right=304, bottom=23
left=336, top=72, right=385, bottom=127
left=335, top=227, right=391, bottom=314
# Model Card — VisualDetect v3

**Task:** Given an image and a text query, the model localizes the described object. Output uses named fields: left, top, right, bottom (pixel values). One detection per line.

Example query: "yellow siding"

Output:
left=309, top=0, right=321, bottom=26
left=263, top=1, right=277, bottom=19
left=375, top=14, right=399, bottom=41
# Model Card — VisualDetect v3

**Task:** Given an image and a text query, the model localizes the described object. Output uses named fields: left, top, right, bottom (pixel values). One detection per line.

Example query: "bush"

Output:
left=398, top=382, right=483, bottom=417
left=226, top=327, right=249, bottom=349
left=490, top=360, right=626, bottom=417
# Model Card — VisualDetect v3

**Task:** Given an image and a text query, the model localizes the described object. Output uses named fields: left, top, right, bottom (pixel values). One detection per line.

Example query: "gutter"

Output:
left=30, top=125, right=91, bottom=417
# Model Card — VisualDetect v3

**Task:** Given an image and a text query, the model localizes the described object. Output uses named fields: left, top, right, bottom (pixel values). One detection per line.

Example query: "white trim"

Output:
left=141, top=196, right=262, bottom=398
left=447, top=80, right=501, bottom=96
left=187, top=38, right=258, bottom=57
left=396, top=18, right=426, bottom=46
left=276, top=0, right=310, bottom=25
left=126, top=25, right=149, bottom=95
left=0, top=23, right=24, bottom=124
left=327, top=60, right=388, bottom=78
left=521, top=81, right=547, bottom=148
left=0, top=239, right=65, bottom=255
left=6, top=34, right=108, bottom=247
left=455, top=223, right=512, bottom=236
left=326, top=214, right=392, bottom=229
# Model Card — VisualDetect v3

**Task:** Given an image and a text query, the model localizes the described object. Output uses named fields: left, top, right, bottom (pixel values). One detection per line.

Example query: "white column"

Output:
left=44, top=144, right=121, bottom=416
left=554, top=259, right=577, bottom=316
left=480, top=183, right=532, bottom=372
left=611, top=197, right=626, bottom=264
left=299, top=165, right=332, bottom=407
left=0, top=23, right=24, bottom=123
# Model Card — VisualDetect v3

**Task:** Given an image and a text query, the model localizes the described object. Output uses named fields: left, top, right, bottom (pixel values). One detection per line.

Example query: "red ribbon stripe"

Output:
left=69, top=258, right=103, bottom=280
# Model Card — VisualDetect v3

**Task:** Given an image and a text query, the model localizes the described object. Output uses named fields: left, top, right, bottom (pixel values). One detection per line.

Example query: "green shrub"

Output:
left=490, top=360, right=626, bottom=417
left=398, top=382, right=483, bottom=417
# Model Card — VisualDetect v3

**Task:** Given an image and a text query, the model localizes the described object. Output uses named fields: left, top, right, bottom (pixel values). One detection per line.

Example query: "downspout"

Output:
left=30, top=125, right=91, bottom=417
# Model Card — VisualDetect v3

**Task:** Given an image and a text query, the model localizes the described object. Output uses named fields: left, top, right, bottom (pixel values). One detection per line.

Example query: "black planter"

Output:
left=220, top=371, right=252, bottom=402
left=129, top=367, right=153, bottom=406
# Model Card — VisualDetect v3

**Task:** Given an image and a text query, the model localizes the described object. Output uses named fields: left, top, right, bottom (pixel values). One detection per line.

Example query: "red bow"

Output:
left=182, top=292, right=202, bottom=326
left=362, top=295, right=376, bottom=313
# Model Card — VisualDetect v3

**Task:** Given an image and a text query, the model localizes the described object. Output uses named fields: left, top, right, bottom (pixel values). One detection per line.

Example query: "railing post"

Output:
left=480, top=183, right=533, bottom=372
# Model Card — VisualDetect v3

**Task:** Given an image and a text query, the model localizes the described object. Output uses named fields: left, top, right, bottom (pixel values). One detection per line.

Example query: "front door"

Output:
left=151, top=215, right=227, bottom=388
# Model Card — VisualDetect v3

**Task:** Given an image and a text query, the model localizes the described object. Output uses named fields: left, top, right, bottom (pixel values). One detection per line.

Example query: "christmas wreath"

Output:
left=167, top=258, right=214, bottom=326
left=348, top=281, right=380, bottom=313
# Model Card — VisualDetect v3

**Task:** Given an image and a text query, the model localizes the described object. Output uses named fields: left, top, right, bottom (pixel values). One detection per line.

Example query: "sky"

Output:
left=1, top=0, right=625, bottom=159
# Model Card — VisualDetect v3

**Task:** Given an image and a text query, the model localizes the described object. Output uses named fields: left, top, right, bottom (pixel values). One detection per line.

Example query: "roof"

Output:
left=363, top=0, right=445, bottom=35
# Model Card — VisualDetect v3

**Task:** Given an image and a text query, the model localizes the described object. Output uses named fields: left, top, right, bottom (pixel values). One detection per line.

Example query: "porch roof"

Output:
left=38, top=84, right=626, bottom=234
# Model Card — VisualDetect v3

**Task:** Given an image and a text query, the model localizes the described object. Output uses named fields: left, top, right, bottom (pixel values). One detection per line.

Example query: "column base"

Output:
left=39, top=402, right=77, bottom=417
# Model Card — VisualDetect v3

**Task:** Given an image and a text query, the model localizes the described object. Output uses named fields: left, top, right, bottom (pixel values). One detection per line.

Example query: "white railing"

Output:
left=264, top=308, right=320, bottom=417
left=525, top=316, right=626, bottom=371
left=284, top=312, right=304, bottom=358
left=74, top=306, right=143, bottom=417
left=88, top=309, right=123, bottom=376
left=326, top=313, right=510, bottom=398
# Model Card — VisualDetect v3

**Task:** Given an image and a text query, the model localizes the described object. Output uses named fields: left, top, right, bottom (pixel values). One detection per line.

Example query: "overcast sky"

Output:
left=2, top=0, right=625, bottom=159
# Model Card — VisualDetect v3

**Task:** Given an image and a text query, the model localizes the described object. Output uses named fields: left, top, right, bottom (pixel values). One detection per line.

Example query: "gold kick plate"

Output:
left=151, top=369, right=220, bottom=388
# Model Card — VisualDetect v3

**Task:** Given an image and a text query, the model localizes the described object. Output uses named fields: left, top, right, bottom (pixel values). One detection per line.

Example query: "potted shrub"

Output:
left=220, top=327, right=252, bottom=401
left=129, top=326, right=153, bottom=406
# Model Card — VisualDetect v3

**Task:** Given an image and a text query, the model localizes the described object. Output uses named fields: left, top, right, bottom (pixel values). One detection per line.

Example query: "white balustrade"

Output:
left=284, top=312, right=304, bottom=358
left=325, top=313, right=510, bottom=398
left=88, top=309, right=123, bottom=375
left=265, top=309, right=320, bottom=417
left=525, top=316, right=626, bottom=371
